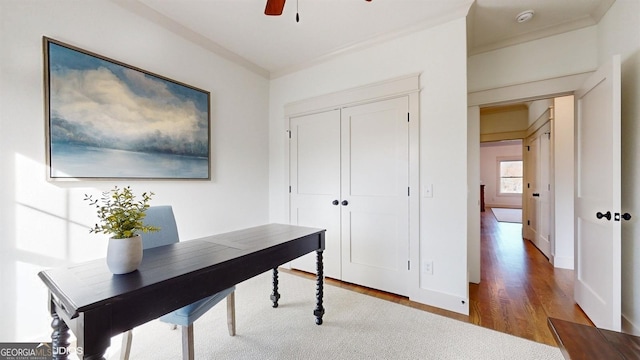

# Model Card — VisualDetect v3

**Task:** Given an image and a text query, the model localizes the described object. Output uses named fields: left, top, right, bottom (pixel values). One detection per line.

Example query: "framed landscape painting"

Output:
left=43, top=37, right=210, bottom=180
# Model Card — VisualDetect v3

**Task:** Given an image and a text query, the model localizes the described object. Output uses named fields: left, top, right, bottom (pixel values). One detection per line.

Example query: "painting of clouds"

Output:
left=44, top=38, right=210, bottom=179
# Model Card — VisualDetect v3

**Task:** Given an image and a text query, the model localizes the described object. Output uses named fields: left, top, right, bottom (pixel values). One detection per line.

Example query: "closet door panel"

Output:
left=341, top=97, right=409, bottom=296
left=348, top=209, right=398, bottom=271
left=289, top=110, right=342, bottom=279
left=348, top=109, right=401, bottom=196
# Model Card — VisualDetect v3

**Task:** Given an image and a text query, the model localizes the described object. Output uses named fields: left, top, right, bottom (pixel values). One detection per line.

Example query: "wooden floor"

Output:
left=284, top=207, right=593, bottom=347
left=469, top=208, right=593, bottom=345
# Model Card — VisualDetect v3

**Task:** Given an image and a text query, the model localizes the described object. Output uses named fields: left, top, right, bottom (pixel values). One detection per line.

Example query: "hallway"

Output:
left=469, top=207, right=593, bottom=346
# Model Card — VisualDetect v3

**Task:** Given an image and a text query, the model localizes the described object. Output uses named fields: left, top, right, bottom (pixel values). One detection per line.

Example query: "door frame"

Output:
left=283, top=74, right=420, bottom=297
left=468, top=72, right=593, bottom=279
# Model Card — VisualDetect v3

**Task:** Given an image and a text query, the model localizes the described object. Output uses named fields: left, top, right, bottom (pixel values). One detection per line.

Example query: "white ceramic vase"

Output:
left=106, top=235, right=143, bottom=275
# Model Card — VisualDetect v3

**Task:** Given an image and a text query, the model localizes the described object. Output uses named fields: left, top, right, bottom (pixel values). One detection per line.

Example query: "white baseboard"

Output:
left=552, top=255, right=574, bottom=270
left=410, top=287, right=469, bottom=316
left=485, top=204, right=522, bottom=209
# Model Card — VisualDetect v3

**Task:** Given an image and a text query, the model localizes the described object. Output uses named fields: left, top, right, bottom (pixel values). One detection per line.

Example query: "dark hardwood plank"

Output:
left=548, top=317, right=637, bottom=359
left=600, top=327, right=640, bottom=359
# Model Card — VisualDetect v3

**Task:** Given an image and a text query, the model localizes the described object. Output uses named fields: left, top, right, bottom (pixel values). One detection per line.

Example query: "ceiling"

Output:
left=119, top=0, right=615, bottom=78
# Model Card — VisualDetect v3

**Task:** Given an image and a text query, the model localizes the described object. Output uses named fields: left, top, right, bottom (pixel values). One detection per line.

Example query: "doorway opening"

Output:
left=472, top=56, right=623, bottom=331
left=470, top=95, right=588, bottom=341
left=475, top=95, right=576, bottom=265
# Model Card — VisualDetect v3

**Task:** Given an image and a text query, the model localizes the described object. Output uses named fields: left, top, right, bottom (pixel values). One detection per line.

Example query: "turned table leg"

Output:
left=314, top=250, right=325, bottom=325
left=270, top=267, right=281, bottom=308
left=50, top=311, right=108, bottom=360
left=51, top=313, right=70, bottom=360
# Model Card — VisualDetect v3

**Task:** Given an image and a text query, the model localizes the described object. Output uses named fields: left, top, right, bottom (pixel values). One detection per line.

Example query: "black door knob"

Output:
left=622, top=213, right=632, bottom=221
left=332, top=200, right=339, bottom=206
left=532, top=193, right=540, bottom=197
left=341, top=200, right=349, bottom=206
left=596, top=211, right=612, bottom=220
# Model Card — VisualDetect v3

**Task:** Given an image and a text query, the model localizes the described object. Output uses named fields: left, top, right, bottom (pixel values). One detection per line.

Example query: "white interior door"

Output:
left=289, top=110, right=342, bottom=279
left=340, top=97, right=409, bottom=296
left=526, top=123, right=552, bottom=258
left=574, top=55, right=621, bottom=331
left=526, top=136, right=539, bottom=242
left=537, top=124, right=551, bottom=258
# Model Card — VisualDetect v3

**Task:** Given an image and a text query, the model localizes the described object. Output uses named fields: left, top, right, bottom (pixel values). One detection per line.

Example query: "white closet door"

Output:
left=340, top=97, right=410, bottom=296
left=289, top=110, right=342, bottom=279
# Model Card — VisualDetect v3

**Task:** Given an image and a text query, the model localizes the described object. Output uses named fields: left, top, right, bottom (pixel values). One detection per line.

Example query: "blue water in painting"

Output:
left=51, top=143, right=208, bottom=179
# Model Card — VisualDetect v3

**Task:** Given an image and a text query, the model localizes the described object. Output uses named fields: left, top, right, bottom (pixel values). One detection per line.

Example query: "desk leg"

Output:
left=51, top=313, right=70, bottom=360
left=314, top=250, right=325, bottom=325
left=270, top=267, right=280, bottom=308
left=50, top=312, right=108, bottom=360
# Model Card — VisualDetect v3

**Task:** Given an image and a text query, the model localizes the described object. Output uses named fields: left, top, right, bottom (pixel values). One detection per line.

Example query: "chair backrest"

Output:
left=141, top=206, right=179, bottom=250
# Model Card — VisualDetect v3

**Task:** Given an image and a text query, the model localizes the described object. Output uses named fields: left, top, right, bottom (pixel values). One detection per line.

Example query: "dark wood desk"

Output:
left=548, top=317, right=640, bottom=359
left=38, top=224, right=326, bottom=360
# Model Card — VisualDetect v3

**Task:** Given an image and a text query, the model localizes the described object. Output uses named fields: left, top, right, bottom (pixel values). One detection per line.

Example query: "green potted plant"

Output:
left=84, top=186, right=159, bottom=274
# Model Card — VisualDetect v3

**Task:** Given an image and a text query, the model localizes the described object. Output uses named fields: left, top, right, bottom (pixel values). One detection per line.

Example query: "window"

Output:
left=499, top=160, right=523, bottom=194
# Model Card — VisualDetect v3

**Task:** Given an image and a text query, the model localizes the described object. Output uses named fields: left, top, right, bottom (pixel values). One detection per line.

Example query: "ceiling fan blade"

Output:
left=265, top=0, right=286, bottom=16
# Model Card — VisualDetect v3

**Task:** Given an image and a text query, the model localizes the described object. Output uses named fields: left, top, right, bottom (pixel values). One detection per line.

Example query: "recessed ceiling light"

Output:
left=516, top=10, right=535, bottom=23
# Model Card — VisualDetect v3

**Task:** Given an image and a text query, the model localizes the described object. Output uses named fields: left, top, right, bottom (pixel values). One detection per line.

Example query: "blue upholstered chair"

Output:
left=120, top=206, right=236, bottom=360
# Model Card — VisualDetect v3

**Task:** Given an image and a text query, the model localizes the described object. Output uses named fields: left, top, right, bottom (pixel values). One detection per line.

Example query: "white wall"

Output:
left=480, top=107, right=528, bottom=135
left=0, top=0, right=270, bottom=342
left=468, top=26, right=598, bottom=93
left=480, top=142, right=523, bottom=208
left=269, top=17, right=470, bottom=314
left=596, top=0, right=640, bottom=335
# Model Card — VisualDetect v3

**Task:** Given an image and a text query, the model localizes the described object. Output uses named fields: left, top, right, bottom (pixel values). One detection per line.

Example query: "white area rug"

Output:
left=491, top=207, right=523, bottom=223
left=106, top=271, right=562, bottom=360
